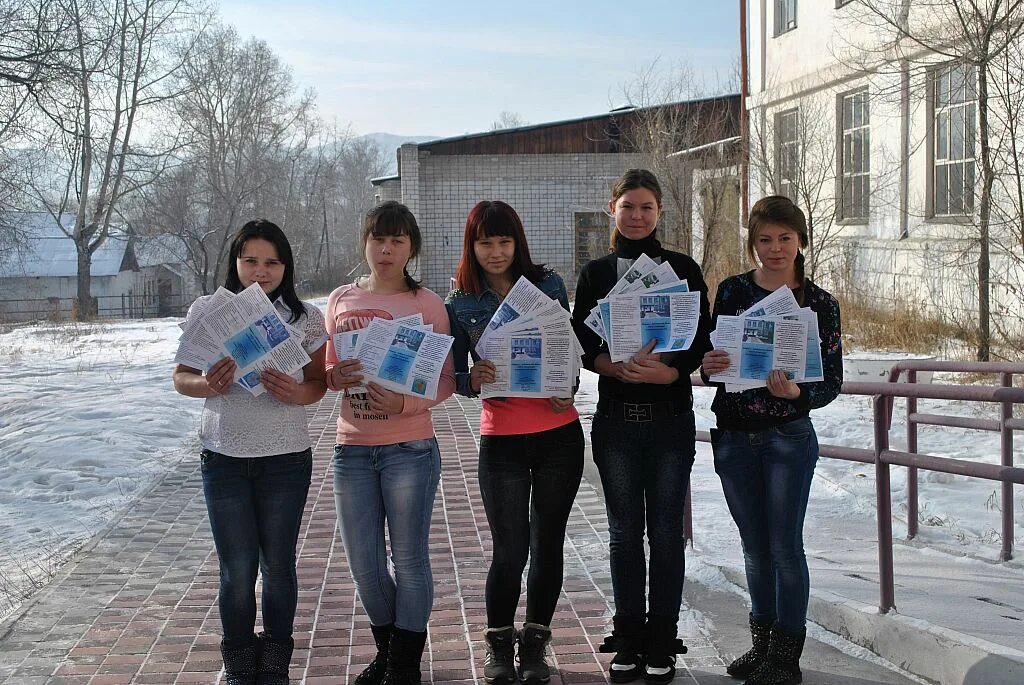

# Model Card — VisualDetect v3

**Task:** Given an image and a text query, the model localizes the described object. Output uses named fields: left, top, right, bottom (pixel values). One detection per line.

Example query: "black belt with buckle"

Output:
left=600, top=399, right=683, bottom=423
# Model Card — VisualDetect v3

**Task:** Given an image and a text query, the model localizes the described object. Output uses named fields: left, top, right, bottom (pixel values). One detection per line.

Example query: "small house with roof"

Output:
left=0, top=213, right=200, bottom=321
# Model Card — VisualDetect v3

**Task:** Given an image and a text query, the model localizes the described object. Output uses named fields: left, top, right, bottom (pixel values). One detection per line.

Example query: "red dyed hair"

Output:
left=453, top=200, right=546, bottom=295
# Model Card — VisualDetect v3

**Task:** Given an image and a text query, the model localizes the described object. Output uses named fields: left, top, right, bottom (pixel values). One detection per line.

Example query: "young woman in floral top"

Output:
left=701, top=196, right=842, bottom=685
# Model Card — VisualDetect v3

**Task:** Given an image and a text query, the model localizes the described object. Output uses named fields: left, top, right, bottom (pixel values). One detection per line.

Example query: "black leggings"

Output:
left=478, top=420, right=585, bottom=627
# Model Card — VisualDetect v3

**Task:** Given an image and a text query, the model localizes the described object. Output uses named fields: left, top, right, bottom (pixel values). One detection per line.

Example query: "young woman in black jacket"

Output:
left=570, top=169, right=712, bottom=684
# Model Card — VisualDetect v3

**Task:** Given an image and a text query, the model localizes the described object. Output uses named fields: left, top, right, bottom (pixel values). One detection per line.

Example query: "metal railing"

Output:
left=690, top=362, right=1024, bottom=614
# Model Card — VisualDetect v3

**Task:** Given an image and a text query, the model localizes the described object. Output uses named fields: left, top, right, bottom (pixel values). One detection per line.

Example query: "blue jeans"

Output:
left=332, top=438, right=441, bottom=632
left=200, top=448, right=312, bottom=647
left=711, top=416, right=819, bottom=633
left=591, top=407, right=696, bottom=622
left=478, top=420, right=584, bottom=627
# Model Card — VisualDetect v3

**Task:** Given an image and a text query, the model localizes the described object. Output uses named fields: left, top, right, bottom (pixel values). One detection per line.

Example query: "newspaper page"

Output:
left=607, top=291, right=701, bottom=362
left=611, top=253, right=658, bottom=294
left=723, top=293, right=819, bottom=391
left=174, top=319, right=222, bottom=370
left=714, top=286, right=804, bottom=392
left=476, top=329, right=575, bottom=399
left=474, top=283, right=579, bottom=399
left=200, top=283, right=312, bottom=396
left=783, top=307, right=823, bottom=382
left=353, top=318, right=454, bottom=400
left=177, top=287, right=234, bottom=333
left=332, top=314, right=425, bottom=394
left=174, top=287, right=237, bottom=368
left=476, top=301, right=577, bottom=399
left=586, top=263, right=687, bottom=343
left=476, top=276, right=551, bottom=350
left=709, top=315, right=807, bottom=388
left=741, top=285, right=800, bottom=318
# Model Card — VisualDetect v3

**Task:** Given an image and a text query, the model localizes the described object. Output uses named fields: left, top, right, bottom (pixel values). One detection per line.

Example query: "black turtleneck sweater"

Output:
left=570, top=232, right=713, bottom=407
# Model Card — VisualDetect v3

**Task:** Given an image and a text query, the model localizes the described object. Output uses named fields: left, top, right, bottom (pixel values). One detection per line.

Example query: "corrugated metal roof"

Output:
left=0, top=212, right=132, bottom=278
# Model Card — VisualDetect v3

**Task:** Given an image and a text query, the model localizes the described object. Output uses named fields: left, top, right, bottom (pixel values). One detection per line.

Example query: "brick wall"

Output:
left=406, top=152, right=647, bottom=294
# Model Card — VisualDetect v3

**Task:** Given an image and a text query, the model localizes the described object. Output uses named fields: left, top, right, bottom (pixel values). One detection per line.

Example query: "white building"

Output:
left=748, top=0, right=1024, bottom=342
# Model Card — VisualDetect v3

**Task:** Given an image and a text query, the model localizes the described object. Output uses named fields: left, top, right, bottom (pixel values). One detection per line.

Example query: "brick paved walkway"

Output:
left=0, top=395, right=725, bottom=684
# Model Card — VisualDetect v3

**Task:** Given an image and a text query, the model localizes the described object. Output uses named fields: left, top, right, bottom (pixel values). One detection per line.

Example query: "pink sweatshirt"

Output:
left=325, top=282, right=456, bottom=446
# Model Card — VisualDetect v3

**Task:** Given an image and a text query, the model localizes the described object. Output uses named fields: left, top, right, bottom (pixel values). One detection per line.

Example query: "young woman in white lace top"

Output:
left=172, top=219, right=327, bottom=685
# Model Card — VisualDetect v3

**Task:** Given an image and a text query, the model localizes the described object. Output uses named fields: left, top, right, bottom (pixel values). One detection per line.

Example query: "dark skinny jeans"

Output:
left=478, top=419, right=585, bottom=628
left=591, top=405, right=696, bottom=622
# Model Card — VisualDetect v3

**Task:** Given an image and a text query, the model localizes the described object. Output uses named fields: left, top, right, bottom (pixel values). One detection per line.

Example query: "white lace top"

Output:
left=184, top=295, right=328, bottom=458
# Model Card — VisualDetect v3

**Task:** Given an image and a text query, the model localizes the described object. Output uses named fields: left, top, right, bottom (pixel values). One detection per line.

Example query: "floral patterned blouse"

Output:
left=705, top=271, right=843, bottom=431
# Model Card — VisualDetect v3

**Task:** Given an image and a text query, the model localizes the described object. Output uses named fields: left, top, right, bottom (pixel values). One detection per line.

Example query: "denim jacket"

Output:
left=445, top=270, right=570, bottom=397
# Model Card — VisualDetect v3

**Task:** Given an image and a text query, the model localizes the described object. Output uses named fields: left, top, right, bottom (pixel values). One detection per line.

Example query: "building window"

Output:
left=774, top=0, right=797, bottom=36
left=839, top=89, right=870, bottom=221
left=932, top=62, right=977, bottom=216
left=775, top=108, right=799, bottom=201
left=574, top=211, right=611, bottom=282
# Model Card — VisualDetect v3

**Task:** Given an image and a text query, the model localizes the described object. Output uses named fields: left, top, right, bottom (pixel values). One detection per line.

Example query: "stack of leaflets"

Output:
left=332, top=313, right=425, bottom=396
left=335, top=315, right=454, bottom=401
left=174, top=283, right=311, bottom=396
left=582, top=253, right=702, bottom=361
left=474, top=276, right=583, bottom=399
left=708, top=285, right=824, bottom=393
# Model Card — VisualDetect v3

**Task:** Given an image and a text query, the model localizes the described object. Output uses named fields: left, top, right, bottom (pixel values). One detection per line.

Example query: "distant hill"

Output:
left=358, top=133, right=439, bottom=175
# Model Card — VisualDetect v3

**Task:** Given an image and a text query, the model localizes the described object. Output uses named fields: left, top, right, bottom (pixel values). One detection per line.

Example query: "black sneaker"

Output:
left=609, top=651, right=643, bottom=683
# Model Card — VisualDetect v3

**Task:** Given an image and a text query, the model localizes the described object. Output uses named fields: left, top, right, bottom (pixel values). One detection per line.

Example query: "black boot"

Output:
left=356, top=624, right=393, bottom=685
left=220, top=635, right=260, bottom=685
left=726, top=614, right=771, bottom=679
left=598, top=615, right=645, bottom=683
left=482, top=626, right=516, bottom=684
left=744, top=627, right=805, bottom=685
left=255, top=633, right=294, bottom=685
left=516, top=623, right=552, bottom=684
left=642, top=615, right=686, bottom=684
left=381, top=627, right=428, bottom=685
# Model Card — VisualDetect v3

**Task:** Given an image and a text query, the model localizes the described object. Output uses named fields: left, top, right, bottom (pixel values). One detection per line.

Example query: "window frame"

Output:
left=836, top=88, right=871, bottom=224
left=774, top=107, right=800, bottom=201
left=774, top=0, right=798, bottom=37
left=928, top=61, right=977, bottom=219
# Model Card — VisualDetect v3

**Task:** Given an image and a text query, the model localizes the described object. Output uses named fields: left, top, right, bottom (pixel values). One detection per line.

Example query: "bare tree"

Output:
left=748, top=94, right=842, bottom=280
left=0, top=0, right=76, bottom=257
left=844, top=0, right=1024, bottom=359
left=165, top=23, right=314, bottom=293
left=618, top=60, right=742, bottom=283
left=16, top=0, right=197, bottom=318
left=489, top=111, right=528, bottom=131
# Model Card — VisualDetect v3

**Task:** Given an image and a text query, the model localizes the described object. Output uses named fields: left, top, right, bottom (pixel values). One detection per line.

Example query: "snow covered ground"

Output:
left=1, top=313, right=1021, bottom=626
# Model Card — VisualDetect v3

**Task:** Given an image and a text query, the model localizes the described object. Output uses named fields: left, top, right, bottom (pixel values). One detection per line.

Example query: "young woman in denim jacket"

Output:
left=701, top=196, right=842, bottom=685
left=445, top=201, right=584, bottom=685
left=173, top=220, right=328, bottom=685
left=570, top=170, right=712, bottom=684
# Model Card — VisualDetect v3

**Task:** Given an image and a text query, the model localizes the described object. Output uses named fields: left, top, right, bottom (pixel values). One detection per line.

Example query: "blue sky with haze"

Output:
left=218, top=1, right=739, bottom=138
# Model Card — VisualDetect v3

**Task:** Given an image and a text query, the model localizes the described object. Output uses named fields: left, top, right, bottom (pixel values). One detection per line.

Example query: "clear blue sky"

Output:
left=218, top=1, right=740, bottom=138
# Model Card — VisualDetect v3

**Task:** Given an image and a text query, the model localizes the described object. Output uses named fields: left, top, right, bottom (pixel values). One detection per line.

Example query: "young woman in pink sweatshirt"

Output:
left=324, top=201, right=455, bottom=685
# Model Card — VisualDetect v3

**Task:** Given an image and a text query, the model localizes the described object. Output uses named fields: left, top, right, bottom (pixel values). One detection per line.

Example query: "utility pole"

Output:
left=739, top=0, right=750, bottom=228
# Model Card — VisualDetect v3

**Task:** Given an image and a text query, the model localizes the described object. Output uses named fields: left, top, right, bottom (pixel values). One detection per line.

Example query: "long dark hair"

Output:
left=453, top=200, right=546, bottom=294
left=747, top=195, right=810, bottom=304
left=224, top=219, right=305, bottom=323
left=362, top=201, right=422, bottom=291
left=609, top=168, right=663, bottom=250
